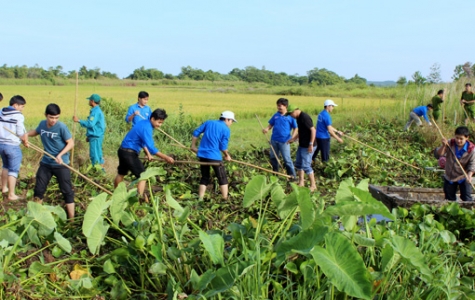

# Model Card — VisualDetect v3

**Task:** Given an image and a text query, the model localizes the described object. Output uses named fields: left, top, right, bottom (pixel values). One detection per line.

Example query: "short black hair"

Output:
left=138, top=91, right=149, bottom=99
left=0, top=93, right=3, bottom=101
left=466, top=83, right=472, bottom=87
left=455, top=126, right=470, bottom=137
left=151, top=108, right=167, bottom=120
left=45, top=103, right=61, bottom=115
left=427, top=103, right=433, bottom=108
left=437, top=90, right=444, bottom=95
left=276, top=98, right=289, bottom=107
left=9, top=95, right=26, bottom=106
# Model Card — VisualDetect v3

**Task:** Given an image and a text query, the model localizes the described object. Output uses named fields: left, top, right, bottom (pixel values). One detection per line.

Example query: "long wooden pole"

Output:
left=255, top=114, right=284, bottom=170
left=161, top=130, right=292, bottom=178
left=141, top=157, right=222, bottom=166
left=4, top=127, right=113, bottom=195
left=431, top=118, right=475, bottom=190
left=71, top=71, right=78, bottom=167
left=342, top=134, right=421, bottom=171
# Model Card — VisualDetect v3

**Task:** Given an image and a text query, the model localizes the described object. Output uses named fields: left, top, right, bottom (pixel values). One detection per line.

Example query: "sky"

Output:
left=1, top=0, right=471, bottom=82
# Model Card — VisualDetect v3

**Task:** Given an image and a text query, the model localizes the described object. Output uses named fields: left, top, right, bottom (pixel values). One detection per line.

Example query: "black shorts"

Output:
left=117, top=148, right=145, bottom=178
left=199, top=157, right=228, bottom=186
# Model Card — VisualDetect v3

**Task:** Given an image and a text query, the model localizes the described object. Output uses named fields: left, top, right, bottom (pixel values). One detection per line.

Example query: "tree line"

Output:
left=1, top=62, right=473, bottom=86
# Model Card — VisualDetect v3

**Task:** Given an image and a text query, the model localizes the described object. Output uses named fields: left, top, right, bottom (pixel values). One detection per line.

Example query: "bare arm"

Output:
left=27, top=129, right=39, bottom=137
left=191, top=136, right=199, bottom=153
left=327, top=125, right=343, bottom=143
left=56, top=138, right=74, bottom=165
left=156, top=151, right=174, bottom=163
left=262, top=125, right=273, bottom=134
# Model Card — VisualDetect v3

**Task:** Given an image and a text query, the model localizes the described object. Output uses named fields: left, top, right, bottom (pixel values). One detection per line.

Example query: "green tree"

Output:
left=426, top=63, right=442, bottom=84
left=346, top=74, right=367, bottom=85
left=396, top=76, right=407, bottom=86
left=411, top=71, right=426, bottom=85
left=307, top=68, right=344, bottom=86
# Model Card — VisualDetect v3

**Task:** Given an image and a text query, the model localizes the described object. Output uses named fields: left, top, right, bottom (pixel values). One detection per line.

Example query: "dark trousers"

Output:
left=312, top=138, right=331, bottom=162
left=34, top=163, right=75, bottom=204
left=199, top=158, right=228, bottom=185
left=443, top=178, right=473, bottom=201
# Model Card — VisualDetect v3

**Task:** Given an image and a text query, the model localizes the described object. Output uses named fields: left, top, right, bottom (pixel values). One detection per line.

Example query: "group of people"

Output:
left=404, top=83, right=475, bottom=202
left=404, top=83, right=475, bottom=131
left=262, top=98, right=343, bottom=192
left=1, top=83, right=474, bottom=217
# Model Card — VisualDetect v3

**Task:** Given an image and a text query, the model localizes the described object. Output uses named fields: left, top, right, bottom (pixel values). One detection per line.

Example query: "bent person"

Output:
left=404, top=104, right=433, bottom=131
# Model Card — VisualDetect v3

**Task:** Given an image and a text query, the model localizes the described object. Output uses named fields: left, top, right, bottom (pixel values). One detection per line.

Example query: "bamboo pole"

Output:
left=255, top=114, right=284, bottom=170
left=4, top=127, right=113, bottom=195
left=342, top=134, right=421, bottom=171
left=141, top=157, right=222, bottom=166
left=431, top=118, right=475, bottom=190
left=71, top=71, right=78, bottom=166
left=162, top=131, right=292, bottom=178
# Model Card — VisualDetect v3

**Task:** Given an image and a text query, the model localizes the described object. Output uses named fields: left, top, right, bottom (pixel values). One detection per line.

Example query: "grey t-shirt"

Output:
left=36, top=120, right=72, bottom=166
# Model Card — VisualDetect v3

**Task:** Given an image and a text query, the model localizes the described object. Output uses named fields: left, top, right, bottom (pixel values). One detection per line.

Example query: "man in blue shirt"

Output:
left=114, top=108, right=174, bottom=200
left=28, top=104, right=75, bottom=219
left=125, top=91, right=152, bottom=126
left=313, top=99, right=344, bottom=163
left=73, top=94, right=106, bottom=167
left=404, top=104, right=433, bottom=131
left=191, top=111, right=236, bottom=201
left=262, top=98, right=297, bottom=177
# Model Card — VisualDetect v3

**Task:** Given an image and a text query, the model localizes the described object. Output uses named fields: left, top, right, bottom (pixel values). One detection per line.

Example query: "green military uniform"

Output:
left=431, top=95, right=443, bottom=121
left=462, top=91, right=475, bottom=119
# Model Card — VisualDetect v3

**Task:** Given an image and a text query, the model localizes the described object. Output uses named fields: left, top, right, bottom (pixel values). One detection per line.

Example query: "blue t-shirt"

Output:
left=316, top=110, right=332, bottom=139
left=125, top=103, right=152, bottom=126
left=412, top=106, right=430, bottom=123
left=36, top=120, right=72, bottom=166
left=120, top=119, right=159, bottom=155
left=193, top=120, right=230, bottom=161
left=268, top=112, right=297, bottom=143
left=79, top=105, right=106, bottom=138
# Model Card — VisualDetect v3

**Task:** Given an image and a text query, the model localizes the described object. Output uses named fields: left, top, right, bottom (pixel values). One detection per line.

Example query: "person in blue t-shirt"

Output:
left=27, top=104, right=75, bottom=219
left=125, top=91, right=152, bottom=126
left=191, top=111, right=236, bottom=200
left=114, top=108, right=174, bottom=200
left=73, top=94, right=106, bottom=167
left=404, top=104, right=433, bottom=131
left=312, top=99, right=344, bottom=163
left=262, top=98, right=297, bottom=177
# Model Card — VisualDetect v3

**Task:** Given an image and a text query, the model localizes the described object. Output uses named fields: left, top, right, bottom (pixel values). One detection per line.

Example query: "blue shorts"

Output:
left=0, top=144, right=22, bottom=177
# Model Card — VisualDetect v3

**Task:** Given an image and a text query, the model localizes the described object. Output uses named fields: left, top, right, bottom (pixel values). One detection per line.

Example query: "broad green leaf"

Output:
left=277, top=188, right=299, bottom=219
left=381, top=244, right=400, bottom=272
left=296, top=186, right=316, bottom=229
left=335, top=178, right=355, bottom=203
left=439, top=230, right=456, bottom=244
left=27, top=201, right=56, bottom=236
left=310, top=232, right=372, bottom=300
left=54, top=232, right=72, bottom=253
left=342, top=232, right=375, bottom=247
left=285, top=262, right=298, bottom=274
left=165, top=186, right=183, bottom=212
left=139, top=167, right=166, bottom=181
left=243, top=175, right=272, bottom=208
left=275, top=222, right=328, bottom=266
left=190, top=269, right=216, bottom=292
left=82, top=193, right=110, bottom=237
left=205, top=262, right=249, bottom=297
left=110, top=183, right=132, bottom=225
left=45, top=205, right=67, bottom=221
left=270, top=184, right=286, bottom=216
left=340, top=215, right=358, bottom=231
left=324, top=201, right=393, bottom=221
left=27, top=226, right=41, bottom=247
left=102, top=259, right=115, bottom=274
left=389, top=236, right=433, bottom=280
left=29, top=261, right=53, bottom=276
left=148, top=262, right=167, bottom=275
left=120, top=211, right=135, bottom=227
left=199, top=231, right=224, bottom=265
left=350, top=188, right=394, bottom=220
left=86, top=220, right=110, bottom=255
left=356, top=179, right=369, bottom=191
left=0, top=229, right=21, bottom=246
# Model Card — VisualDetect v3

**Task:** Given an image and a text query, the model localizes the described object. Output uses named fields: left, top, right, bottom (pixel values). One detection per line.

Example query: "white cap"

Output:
left=324, top=99, right=338, bottom=107
left=221, top=110, right=237, bottom=122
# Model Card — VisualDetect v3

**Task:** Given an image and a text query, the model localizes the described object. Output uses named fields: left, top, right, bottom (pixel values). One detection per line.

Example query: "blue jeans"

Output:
left=0, top=144, right=22, bottom=177
left=294, top=146, right=316, bottom=174
left=444, top=178, right=473, bottom=201
left=313, top=138, right=331, bottom=162
left=270, top=140, right=296, bottom=176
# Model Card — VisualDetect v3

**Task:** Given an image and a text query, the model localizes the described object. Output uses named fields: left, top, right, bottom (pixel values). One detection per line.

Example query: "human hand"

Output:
left=262, top=128, right=268, bottom=134
left=307, top=145, right=313, bottom=153
left=191, top=146, right=198, bottom=153
left=73, top=116, right=79, bottom=122
left=164, top=156, right=174, bottom=164
left=224, top=154, right=232, bottom=161
left=55, top=155, right=63, bottom=165
left=337, top=137, right=343, bottom=143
